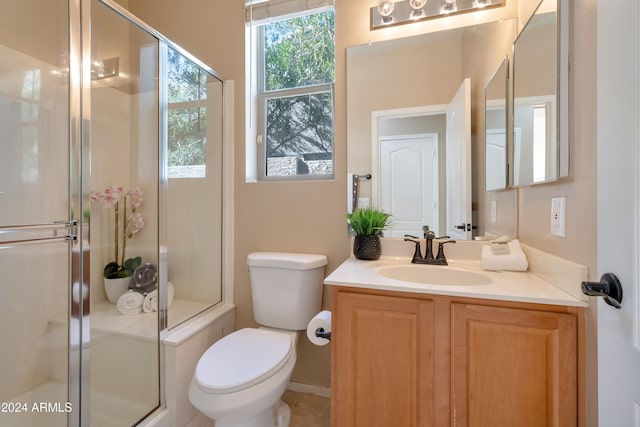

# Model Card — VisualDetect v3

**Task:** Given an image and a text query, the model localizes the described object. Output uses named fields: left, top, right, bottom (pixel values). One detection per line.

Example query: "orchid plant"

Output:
left=91, top=185, right=144, bottom=278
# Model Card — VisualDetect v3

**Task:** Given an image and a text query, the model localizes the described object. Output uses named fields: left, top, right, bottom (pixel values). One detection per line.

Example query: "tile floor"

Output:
left=282, top=390, right=331, bottom=427
left=185, top=390, right=330, bottom=427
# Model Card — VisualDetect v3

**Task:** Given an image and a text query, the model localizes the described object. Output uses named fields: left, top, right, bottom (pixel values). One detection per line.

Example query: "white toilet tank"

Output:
left=247, top=252, right=327, bottom=330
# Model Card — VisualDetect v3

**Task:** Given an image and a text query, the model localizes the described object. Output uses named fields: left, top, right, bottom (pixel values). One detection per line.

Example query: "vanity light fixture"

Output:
left=90, top=57, right=120, bottom=80
left=370, top=0, right=504, bottom=30
left=51, top=57, right=120, bottom=81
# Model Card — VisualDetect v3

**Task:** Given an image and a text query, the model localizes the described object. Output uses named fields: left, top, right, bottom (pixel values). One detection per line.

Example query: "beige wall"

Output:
left=126, top=0, right=598, bottom=395
left=517, top=1, right=597, bottom=277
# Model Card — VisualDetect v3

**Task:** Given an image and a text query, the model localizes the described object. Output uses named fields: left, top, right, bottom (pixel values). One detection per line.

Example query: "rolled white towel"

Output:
left=142, top=281, right=175, bottom=313
left=142, top=289, right=157, bottom=313
left=481, top=239, right=528, bottom=271
left=117, top=290, right=144, bottom=315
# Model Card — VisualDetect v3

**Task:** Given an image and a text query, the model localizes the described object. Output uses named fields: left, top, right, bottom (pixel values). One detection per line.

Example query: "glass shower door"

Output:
left=88, top=1, right=160, bottom=425
left=0, top=1, right=74, bottom=426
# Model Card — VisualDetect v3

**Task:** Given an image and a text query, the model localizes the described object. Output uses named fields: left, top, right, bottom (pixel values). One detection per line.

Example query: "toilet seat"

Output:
left=194, top=328, right=293, bottom=394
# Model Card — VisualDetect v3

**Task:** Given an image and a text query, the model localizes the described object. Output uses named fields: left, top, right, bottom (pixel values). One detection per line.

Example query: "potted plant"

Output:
left=91, top=185, right=145, bottom=302
left=347, top=208, right=391, bottom=260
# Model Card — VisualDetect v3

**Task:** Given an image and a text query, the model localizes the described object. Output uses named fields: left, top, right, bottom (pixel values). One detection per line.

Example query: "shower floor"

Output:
left=0, top=381, right=152, bottom=427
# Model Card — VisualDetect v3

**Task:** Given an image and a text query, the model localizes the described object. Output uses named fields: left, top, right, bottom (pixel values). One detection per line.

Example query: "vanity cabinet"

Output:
left=331, top=287, right=582, bottom=427
left=332, top=291, right=439, bottom=426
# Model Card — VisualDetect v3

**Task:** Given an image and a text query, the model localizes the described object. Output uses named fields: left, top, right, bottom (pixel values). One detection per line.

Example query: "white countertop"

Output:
left=325, top=255, right=588, bottom=307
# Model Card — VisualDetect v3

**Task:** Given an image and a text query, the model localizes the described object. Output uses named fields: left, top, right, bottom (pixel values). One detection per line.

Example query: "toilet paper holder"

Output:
left=315, top=327, right=331, bottom=341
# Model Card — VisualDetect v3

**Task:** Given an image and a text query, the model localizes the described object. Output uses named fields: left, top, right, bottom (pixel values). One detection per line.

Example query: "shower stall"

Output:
left=0, top=0, right=226, bottom=425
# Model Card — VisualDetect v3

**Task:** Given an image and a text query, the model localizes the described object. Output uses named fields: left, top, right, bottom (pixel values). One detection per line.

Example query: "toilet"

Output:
left=188, top=252, right=327, bottom=427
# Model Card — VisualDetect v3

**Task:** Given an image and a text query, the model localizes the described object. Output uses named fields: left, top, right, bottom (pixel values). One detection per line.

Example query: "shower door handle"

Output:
left=0, top=220, right=77, bottom=246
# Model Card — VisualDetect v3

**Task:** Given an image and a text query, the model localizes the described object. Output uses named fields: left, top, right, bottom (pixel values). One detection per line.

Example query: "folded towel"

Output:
left=490, top=241, right=511, bottom=255
left=117, top=290, right=144, bottom=315
left=481, top=239, right=528, bottom=271
left=143, top=281, right=175, bottom=313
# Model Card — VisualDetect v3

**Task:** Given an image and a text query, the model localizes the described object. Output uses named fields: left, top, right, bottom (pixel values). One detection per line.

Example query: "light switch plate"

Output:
left=490, top=200, right=497, bottom=224
left=551, top=197, right=566, bottom=237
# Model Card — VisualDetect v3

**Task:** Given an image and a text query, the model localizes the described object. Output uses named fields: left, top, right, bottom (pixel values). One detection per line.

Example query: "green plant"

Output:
left=347, top=208, right=391, bottom=236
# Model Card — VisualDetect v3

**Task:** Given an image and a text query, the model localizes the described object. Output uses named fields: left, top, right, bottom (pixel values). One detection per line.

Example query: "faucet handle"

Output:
left=404, top=237, right=423, bottom=261
left=435, top=240, right=456, bottom=264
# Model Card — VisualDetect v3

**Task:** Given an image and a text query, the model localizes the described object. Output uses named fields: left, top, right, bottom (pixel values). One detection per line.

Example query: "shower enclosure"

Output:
left=0, top=1, right=225, bottom=426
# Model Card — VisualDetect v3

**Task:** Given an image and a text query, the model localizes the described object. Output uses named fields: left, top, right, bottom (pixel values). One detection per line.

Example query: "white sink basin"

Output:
left=375, top=264, right=492, bottom=286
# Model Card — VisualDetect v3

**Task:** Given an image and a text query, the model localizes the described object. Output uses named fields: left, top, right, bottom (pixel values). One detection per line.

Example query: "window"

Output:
left=248, top=5, right=335, bottom=180
left=167, top=48, right=208, bottom=179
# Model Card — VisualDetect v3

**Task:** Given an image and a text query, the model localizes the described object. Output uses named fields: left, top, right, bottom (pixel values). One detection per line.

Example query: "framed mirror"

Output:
left=511, top=0, right=569, bottom=186
left=347, top=19, right=518, bottom=240
left=485, top=57, right=509, bottom=192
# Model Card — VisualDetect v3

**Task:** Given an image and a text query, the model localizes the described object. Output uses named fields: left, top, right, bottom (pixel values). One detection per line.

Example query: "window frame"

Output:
left=252, top=8, right=335, bottom=182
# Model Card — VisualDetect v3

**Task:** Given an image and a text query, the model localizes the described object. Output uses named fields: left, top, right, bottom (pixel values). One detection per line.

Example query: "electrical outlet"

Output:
left=551, top=197, right=566, bottom=237
left=490, top=200, right=497, bottom=224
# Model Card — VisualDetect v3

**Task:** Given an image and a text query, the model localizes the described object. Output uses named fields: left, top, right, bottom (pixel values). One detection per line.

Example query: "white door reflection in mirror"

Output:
left=379, top=134, right=438, bottom=238
left=484, top=57, right=508, bottom=192
left=485, top=129, right=506, bottom=191
left=371, top=106, right=448, bottom=237
left=513, top=96, right=556, bottom=186
left=446, top=78, right=472, bottom=240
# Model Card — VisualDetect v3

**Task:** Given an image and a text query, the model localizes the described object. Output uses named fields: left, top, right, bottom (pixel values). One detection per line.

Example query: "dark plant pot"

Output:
left=353, top=235, right=382, bottom=260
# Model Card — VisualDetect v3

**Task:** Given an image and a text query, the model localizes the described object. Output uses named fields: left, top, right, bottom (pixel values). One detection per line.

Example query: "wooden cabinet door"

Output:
left=333, top=291, right=435, bottom=427
left=451, top=303, right=577, bottom=427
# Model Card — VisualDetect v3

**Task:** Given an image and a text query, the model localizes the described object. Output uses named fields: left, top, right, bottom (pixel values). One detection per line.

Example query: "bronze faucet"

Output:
left=404, top=226, right=455, bottom=265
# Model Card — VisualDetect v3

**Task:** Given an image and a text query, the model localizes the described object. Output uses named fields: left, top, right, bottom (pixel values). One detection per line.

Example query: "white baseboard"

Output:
left=286, top=381, right=331, bottom=398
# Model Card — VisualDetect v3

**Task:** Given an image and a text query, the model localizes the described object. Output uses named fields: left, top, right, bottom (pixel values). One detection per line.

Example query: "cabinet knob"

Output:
left=581, top=273, right=623, bottom=309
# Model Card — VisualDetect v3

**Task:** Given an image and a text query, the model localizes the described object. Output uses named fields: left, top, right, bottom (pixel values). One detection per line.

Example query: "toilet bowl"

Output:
left=189, top=328, right=298, bottom=427
left=188, top=252, right=327, bottom=427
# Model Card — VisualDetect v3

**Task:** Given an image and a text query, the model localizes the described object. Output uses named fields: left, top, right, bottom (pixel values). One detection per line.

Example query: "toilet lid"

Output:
left=194, top=328, right=293, bottom=394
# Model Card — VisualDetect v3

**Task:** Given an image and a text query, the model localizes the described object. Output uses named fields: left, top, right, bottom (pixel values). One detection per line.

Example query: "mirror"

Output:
left=485, top=57, right=508, bottom=191
left=511, top=0, right=569, bottom=186
left=347, top=19, right=517, bottom=239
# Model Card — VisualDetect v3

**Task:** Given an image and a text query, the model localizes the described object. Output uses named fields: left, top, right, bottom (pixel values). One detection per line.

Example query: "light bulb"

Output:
left=409, top=0, right=427, bottom=19
left=377, top=0, right=395, bottom=24
left=377, top=0, right=395, bottom=17
left=441, top=0, right=457, bottom=13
